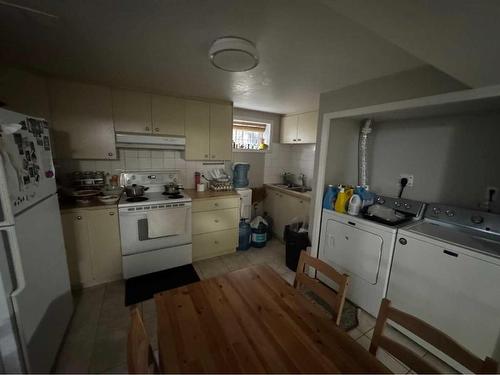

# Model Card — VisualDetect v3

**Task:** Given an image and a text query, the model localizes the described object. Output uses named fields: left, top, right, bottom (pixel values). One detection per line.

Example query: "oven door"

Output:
left=119, top=206, right=192, bottom=256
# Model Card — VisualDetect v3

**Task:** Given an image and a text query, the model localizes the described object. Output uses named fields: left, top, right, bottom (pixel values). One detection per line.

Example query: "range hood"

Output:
left=115, top=132, right=185, bottom=150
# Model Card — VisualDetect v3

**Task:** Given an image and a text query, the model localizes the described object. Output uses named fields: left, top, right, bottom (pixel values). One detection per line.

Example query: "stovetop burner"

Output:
left=163, top=193, right=184, bottom=199
left=126, top=196, right=149, bottom=202
left=162, top=192, right=184, bottom=199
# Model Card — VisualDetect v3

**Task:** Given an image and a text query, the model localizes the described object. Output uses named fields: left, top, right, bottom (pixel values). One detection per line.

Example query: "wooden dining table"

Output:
left=154, top=264, right=391, bottom=373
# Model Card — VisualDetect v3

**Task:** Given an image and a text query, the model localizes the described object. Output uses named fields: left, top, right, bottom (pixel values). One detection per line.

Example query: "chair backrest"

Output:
left=294, top=250, right=349, bottom=326
left=370, top=298, right=498, bottom=374
left=127, top=306, right=159, bottom=374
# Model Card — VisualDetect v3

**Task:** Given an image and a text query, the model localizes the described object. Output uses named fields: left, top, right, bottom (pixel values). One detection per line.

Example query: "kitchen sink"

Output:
left=271, top=183, right=312, bottom=193
left=288, top=186, right=312, bottom=193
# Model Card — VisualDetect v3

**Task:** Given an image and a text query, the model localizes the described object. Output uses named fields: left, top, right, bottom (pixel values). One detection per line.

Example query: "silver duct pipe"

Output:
left=358, top=119, right=373, bottom=188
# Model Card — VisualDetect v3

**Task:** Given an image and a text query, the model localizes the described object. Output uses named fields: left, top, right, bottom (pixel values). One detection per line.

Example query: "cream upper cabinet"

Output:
left=280, top=115, right=299, bottom=143
left=297, top=111, right=318, bottom=143
left=112, top=89, right=152, bottom=133
left=280, top=111, right=318, bottom=144
left=49, top=79, right=116, bottom=160
left=151, top=95, right=185, bottom=136
left=209, top=103, right=232, bottom=161
left=185, top=100, right=210, bottom=160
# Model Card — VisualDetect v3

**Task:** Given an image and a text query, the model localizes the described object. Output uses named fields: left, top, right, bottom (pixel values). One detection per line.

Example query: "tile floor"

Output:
left=54, top=239, right=457, bottom=374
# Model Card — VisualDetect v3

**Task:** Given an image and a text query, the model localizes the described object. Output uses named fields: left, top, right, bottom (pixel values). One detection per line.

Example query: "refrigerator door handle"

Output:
left=0, top=228, right=26, bottom=296
left=0, top=152, right=15, bottom=226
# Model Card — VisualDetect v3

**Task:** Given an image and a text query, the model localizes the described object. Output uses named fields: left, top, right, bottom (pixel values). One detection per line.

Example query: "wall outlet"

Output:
left=399, top=174, right=414, bottom=187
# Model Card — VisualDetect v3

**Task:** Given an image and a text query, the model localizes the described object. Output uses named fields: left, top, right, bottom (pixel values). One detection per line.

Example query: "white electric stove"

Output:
left=118, top=171, right=192, bottom=278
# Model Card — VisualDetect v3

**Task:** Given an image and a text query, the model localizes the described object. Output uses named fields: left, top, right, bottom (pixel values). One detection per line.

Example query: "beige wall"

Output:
left=0, top=65, right=50, bottom=118
left=311, top=65, right=469, bottom=233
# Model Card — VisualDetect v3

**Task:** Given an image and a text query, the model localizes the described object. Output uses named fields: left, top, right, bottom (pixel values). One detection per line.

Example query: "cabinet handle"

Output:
left=214, top=240, right=219, bottom=244
left=145, top=126, right=150, bottom=131
left=204, top=154, right=209, bottom=158
left=109, top=212, right=115, bottom=216
left=211, top=155, right=216, bottom=159
left=299, top=200, right=303, bottom=204
left=155, top=127, right=159, bottom=132
left=214, top=219, right=219, bottom=223
left=297, top=138, right=302, bottom=141
left=108, top=152, right=113, bottom=157
left=214, top=203, right=219, bottom=207
left=292, top=139, right=296, bottom=142
left=443, top=249, right=458, bottom=257
left=399, top=238, right=407, bottom=245
left=76, top=216, right=82, bottom=220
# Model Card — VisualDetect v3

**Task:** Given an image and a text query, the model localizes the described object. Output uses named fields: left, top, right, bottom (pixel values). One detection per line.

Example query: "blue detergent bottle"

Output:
left=322, top=185, right=338, bottom=210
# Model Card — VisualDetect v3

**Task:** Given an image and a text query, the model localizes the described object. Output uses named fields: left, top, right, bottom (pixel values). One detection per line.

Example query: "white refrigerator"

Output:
left=0, top=108, right=73, bottom=373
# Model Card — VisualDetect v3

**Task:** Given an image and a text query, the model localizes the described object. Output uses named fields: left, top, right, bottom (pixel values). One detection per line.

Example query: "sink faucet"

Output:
left=299, top=173, right=306, bottom=187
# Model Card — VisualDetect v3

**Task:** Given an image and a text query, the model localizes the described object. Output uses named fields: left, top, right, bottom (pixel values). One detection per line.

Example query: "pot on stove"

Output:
left=163, top=182, right=182, bottom=195
left=124, top=184, right=149, bottom=197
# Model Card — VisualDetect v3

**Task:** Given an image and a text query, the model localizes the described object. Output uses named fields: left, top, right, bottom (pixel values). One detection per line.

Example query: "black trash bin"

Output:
left=284, top=224, right=310, bottom=272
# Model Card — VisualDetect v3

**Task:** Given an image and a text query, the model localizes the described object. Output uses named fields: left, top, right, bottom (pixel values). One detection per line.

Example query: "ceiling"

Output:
left=0, top=0, right=424, bottom=114
left=324, top=0, right=500, bottom=88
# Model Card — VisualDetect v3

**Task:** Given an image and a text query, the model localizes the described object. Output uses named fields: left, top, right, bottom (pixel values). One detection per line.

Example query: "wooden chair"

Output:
left=127, top=306, right=159, bottom=374
left=370, top=298, right=498, bottom=374
left=294, top=249, right=349, bottom=326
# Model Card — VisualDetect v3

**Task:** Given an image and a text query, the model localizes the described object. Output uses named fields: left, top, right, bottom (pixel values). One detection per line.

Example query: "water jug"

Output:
left=322, top=185, right=338, bottom=209
left=233, top=163, right=250, bottom=188
left=237, top=219, right=251, bottom=251
left=251, top=222, right=267, bottom=248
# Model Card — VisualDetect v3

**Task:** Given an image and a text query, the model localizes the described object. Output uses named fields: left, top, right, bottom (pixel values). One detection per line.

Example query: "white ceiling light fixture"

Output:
left=209, top=36, right=259, bottom=72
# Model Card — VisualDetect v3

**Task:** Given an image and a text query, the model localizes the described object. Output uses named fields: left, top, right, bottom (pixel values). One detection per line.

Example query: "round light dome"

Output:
left=209, top=37, right=259, bottom=72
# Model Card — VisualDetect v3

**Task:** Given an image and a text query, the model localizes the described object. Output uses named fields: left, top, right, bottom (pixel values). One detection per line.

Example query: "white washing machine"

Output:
left=387, top=203, right=500, bottom=369
left=235, top=188, right=252, bottom=220
left=318, top=196, right=425, bottom=316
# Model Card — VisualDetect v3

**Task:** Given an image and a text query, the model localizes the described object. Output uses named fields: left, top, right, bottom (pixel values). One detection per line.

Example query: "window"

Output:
left=232, top=119, right=271, bottom=151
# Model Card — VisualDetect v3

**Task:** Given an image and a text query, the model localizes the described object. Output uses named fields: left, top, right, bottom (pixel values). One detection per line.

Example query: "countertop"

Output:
left=59, top=197, right=118, bottom=211
left=264, top=184, right=312, bottom=201
left=184, top=189, right=240, bottom=200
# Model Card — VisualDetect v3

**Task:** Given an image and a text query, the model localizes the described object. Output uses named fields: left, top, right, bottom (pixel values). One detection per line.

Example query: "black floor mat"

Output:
left=125, top=264, right=200, bottom=306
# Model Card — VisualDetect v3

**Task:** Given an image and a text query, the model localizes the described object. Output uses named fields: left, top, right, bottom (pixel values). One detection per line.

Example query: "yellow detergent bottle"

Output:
left=335, top=187, right=349, bottom=213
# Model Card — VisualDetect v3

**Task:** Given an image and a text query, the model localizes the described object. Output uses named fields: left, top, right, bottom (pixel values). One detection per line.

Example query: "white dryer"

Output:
left=318, top=196, right=425, bottom=316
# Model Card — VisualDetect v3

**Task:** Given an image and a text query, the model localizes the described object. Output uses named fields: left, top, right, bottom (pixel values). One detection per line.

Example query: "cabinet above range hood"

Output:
left=115, top=132, right=185, bottom=150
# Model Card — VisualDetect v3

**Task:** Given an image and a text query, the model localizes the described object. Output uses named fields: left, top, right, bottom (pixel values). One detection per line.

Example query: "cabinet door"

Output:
left=112, top=89, right=152, bottom=133
left=87, top=208, right=122, bottom=283
left=297, top=111, right=318, bottom=143
left=49, top=80, right=116, bottom=160
left=209, top=103, right=233, bottom=160
left=280, top=115, right=298, bottom=143
left=185, top=100, right=210, bottom=160
left=60, top=211, right=93, bottom=287
left=152, top=95, right=185, bottom=136
left=273, top=191, right=287, bottom=240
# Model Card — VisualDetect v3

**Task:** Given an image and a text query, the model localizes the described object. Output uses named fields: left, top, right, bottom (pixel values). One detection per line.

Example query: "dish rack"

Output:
left=209, top=179, right=233, bottom=191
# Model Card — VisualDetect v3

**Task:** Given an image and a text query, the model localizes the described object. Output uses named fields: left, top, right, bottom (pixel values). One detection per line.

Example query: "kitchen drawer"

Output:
left=192, top=197, right=240, bottom=213
left=192, top=228, right=238, bottom=261
left=192, top=208, right=239, bottom=234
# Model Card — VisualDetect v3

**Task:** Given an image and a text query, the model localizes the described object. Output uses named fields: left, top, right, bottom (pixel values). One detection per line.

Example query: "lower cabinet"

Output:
left=61, top=206, right=122, bottom=288
left=264, top=188, right=310, bottom=241
left=192, top=197, right=240, bottom=261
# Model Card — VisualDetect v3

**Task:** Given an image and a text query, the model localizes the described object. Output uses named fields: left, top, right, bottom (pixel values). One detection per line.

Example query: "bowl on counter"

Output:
left=97, top=195, right=120, bottom=205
